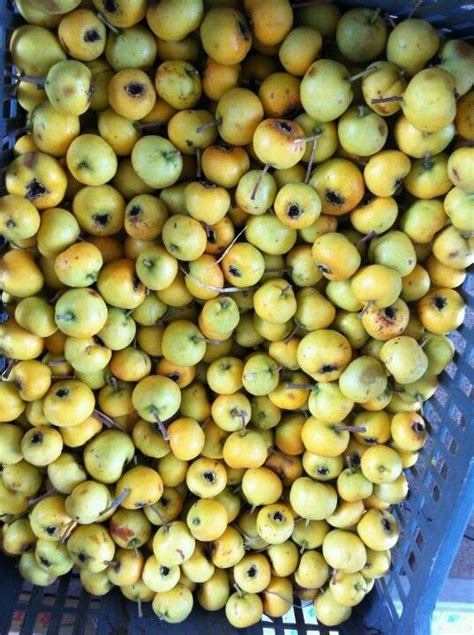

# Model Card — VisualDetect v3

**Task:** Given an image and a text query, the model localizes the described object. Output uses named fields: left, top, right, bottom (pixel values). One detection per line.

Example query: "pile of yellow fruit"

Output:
left=1, top=0, right=473, bottom=628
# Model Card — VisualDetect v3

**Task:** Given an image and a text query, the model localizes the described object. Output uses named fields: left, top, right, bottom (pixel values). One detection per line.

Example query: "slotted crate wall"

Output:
left=1, top=1, right=473, bottom=634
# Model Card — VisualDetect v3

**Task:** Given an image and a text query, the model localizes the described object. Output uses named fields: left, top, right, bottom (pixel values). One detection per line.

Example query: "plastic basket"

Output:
left=0, top=1, right=473, bottom=634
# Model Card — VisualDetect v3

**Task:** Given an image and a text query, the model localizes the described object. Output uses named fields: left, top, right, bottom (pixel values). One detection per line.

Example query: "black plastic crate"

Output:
left=0, top=2, right=473, bottom=634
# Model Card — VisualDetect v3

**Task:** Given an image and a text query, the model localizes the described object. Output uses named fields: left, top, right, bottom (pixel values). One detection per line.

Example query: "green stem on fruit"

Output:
left=60, top=520, right=77, bottom=544
left=233, top=583, right=244, bottom=598
left=304, top=518, right=310, bottom=527
left=369, top=7, right=382, bottom=24
left=101, top=487, right=131, bottom=515
left=28, top=488, right=58, bottom=507
left=195, top=119, right=221, bottom=134
left=96, top=11, right=120, bottom=34
left=250, top=163, right=270, bottom=201
left=348, top=67, right=377, bottom=83
left=357, top=305, right=370, bottom=319
left=334, top=425, right=367, bottom=433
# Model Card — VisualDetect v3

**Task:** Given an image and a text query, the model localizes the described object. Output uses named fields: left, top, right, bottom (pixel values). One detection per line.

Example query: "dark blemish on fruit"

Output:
left=434, top=296, right=447, bottom=310
left=93, top=213, right=110, bottom=226
left=77, top=161, right=88, bottom=169
left=273, top=511, right=284, bottom=522
left=185, top=68, right=198, bottom=79
left=160, top=497, right=169, bottom=507
left=125, top=82, right=145, bottom=97
left=237, top=20, right=250, bottom=40
left=383, top=307, right=396, bottom=320
left=104, top=0, right=117, bottom=12
left=132, top=274, right=142, bottom=291
left=25, top=179, right=47, bottom=200
left=6, top=219, right=15, bottom=228
left=451, top=167, right=460, bottom=181
left=191, top=517, right=200, bottom=525
left=218, top=141, right=232, bottom=152
left=160, top=566, right=170, bottom=576
left=168, top=372, right=180, bottom=382
left=78, top=552, right=87, bottom=562
left=364, top=437, right=377, bottom=445
left=128, top=206, right=141, bottom=217
left=39, top=557, right=50, bottom=567
left=317, top=466, right=329, bottom=475
left=317, top=263, right=331, bottom=275
left=320, top=364, right=338, bottom=373
left=203, top=471, right=215, bottom=483
left=413, top=421, right=425, bottom=433
left=229, top=265, right=241, bottom=277
left=186, top=140, right=194, bottom=147
left=248, top=565, right=257, bottom=578
left=84, top=29, right=101, bottom=43
left=382, top=518, right=392, bottom=532
left=277, top=121, right=293, bottom=134
left=46, top=525, right=56, bottom=536
left=325, top=190, right=344, bottom=205
left=287, top=204, right=301, bottom=218
left=56, top=388, right=69, bottom=398
left=31, top=432, right=43, bottom=444
left=207, top=228, right=217, bottom=243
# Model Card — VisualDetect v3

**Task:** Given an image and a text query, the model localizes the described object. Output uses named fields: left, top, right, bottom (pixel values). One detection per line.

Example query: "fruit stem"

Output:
left=60, top=520, right=77, bottom=544
left=93, top=409, right=125, bottom=430
left=46, top=358, right=67, bottom=366
left=270, top=448, right=293, bottom=465
left=180, top=266, right=242, bottom=293
left=358, top=230, right=377, bottom=244
left=348, top=67, right=377, bottom=83
left=134, top=121, right=162, bottom=130
left=137, top=598, right=143, bottom=619
left=304, top=134, right=319, bottom=183
left=196, top=147, right=202, bottom=179
left=196, top=119, right=220, bottom=134
left=108, top=375, right=119, bottom=392
left=28, top=488, right=58, bottom=507
left=149, top=503, right=168, bottom=527
left=250, top=163, right=270, bottom=201
left=423, top=151, right=432, bottom=170
left=205, top=226, right=246, bottom=271
left=264, top=589, right=292, bottom=605
left=293, top=134, right=319, bottom=144
left=334, top=425, right=367, bottom=433
left=369, top=7, right=382, bottom=23
left=408, top=0, right=422, bottom=19
left=284, top=382, right=313, bottom=390
left=151, top=408, right=170, bottom=441
left=1, top=358, right=18, bottom=380
left=96, top=11, right=120, bottom=34
left=233, top=583, right=244, bottom=598
left=284, top=323, right=300, bottom=344
left=371, top=95, right=402, bottom=104
left=101, top=487, right=131, bottom=514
